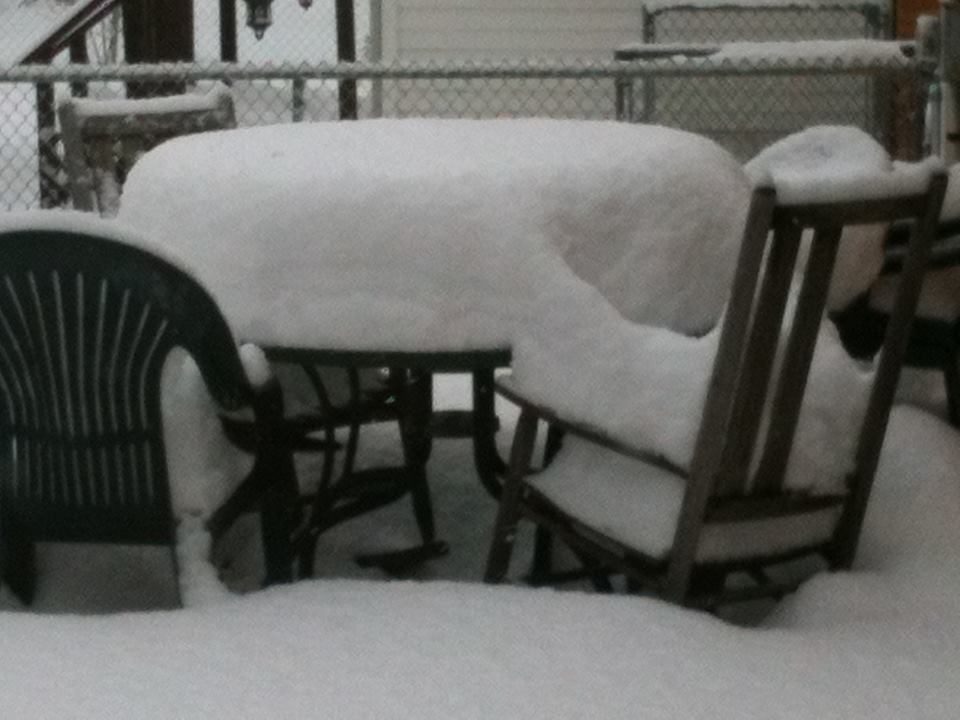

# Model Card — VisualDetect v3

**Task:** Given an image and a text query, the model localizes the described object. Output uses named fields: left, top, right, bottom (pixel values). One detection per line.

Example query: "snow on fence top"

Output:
left=615, top=39, right=914, bottom=67
left=66, top=83, right=234, bottom=118
left=643, top=0, right=888, bottom=11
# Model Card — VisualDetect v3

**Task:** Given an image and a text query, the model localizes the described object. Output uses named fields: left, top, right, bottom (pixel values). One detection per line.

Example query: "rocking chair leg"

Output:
left=944, top=349, right=960, bottom=428
left=527, top=526, right=554, bottom=585
left=484, top=409, right=538, bottom=584
left=409, top=467, right=436, bottom=545
left=297, top=529, right=319, bottom=579
left=590, top=573, right=615, bottom=593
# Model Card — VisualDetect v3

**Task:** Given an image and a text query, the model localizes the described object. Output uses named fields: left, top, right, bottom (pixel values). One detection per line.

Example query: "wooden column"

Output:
left=36, top=80, right=66, bottom=208
left=219, top=0, right=238, bottom=62
left=122, top=0, right=195, bottom=96
left=69, top=33, right=89, bottom=98
left=897, top=0, right=940, bottom=36
left=336, top=0, right=358, bottom=120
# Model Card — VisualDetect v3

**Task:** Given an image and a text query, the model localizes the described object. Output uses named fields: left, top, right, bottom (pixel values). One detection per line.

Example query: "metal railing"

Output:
left=0, top=42, right=931, bottom=211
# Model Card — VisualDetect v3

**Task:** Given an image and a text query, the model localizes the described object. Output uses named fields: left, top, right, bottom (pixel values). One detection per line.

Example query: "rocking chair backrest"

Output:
left=667, top=167, right=948, bottom=594
left=59, top=87, right=236, bottom=217
left=0, top=225, right=251, bottom=545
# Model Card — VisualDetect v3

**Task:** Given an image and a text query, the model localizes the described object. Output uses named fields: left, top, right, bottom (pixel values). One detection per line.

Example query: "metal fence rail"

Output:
left=0, top=46, right=930, bottom=212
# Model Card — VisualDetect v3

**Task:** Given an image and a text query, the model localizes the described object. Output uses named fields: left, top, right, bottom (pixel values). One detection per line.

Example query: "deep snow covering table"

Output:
left=117, top=118, right=750, bottom=351
left=113, top=119, right=896, bottom=504
left=115, top=118, right=752, bottom=531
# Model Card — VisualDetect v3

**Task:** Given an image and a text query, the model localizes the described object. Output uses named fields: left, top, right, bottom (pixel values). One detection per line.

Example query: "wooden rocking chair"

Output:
left=485, top=164, right=947, bottom=609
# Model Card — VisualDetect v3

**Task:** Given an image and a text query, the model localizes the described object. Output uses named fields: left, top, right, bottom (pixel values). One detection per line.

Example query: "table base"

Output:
left=262, top=347, right=511, bottom=578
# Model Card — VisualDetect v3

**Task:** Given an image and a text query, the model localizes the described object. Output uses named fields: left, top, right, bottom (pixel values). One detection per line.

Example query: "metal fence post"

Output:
left=641, top=8, right=656, bottom=124
left=336, top=0, right=358, bottom=120
left=917, top=14, right=941, bottom=157
left=942, top=1, right=960, bottom=162
left=369, top=0, right=383, bottom=118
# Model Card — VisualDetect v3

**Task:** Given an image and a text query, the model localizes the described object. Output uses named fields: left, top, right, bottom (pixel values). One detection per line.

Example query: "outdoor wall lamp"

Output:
left=244, top=0, right=273, bottom=40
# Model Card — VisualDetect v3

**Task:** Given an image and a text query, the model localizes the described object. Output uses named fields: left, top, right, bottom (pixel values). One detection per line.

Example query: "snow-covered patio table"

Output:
left=116, top=118, right=749, bottom=350
left=115, top=117, right=751, bottom=513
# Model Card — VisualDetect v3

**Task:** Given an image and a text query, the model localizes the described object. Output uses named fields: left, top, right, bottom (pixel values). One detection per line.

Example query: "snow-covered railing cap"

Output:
left=62, top=81, right=233, bottom=118
left=747, top=155, right=945, bottom=207
left=612, top=39, right=915, bottom=73
left=643, top=0, right=888, bottom=12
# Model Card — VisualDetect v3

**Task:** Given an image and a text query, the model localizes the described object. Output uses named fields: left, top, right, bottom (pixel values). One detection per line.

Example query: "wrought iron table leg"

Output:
left=472, top=368, right=507, bottom=498
left=354, top=368, right=448, bottom=574
left=401, top=369, right=436, bottom=544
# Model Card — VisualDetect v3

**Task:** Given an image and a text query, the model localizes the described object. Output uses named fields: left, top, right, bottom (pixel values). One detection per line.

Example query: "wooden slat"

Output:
left=714, top=221, right=802, bottom=496
left=753, top=225, right=841, bottom=493
left=705, top=492, right=844, bottom=523
left=664, top=185, right=777, bottom=601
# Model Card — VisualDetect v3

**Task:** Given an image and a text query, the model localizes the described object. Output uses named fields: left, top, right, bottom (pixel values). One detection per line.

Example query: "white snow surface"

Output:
left=118, top=119, right=752, bottom=344
left=745, top=125, right=921, bottom=310
left=644, top=0, right=888, bottom=10
left=615, top=39, right=910, bottom=67
left=0, top=404, right=957, bottom=719
left=712, top=39, right=911, bottom=65
left=65, top=82, right=233, bottom=118
left=0, top=0, right=89, bottom=66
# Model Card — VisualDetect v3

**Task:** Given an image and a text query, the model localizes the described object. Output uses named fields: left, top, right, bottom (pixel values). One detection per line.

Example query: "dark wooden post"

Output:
left=122, top=0, right=195, bottom=97
left=69, top=34, right=89, bottom=98
left=336, top=0, right=358, bottom=119
left=35, top=81, right=67, bottom=208
left=897, top=0, right=939, bottom=37
left=219, top=0, right=238, bottom=62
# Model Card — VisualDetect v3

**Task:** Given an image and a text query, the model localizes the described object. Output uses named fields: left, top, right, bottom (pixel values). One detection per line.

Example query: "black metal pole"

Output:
left=69, top=33, right=89, bottom=98
left=35, top=81, right=63, bottom=208
left=220, top=0, right=238, bottom=62
left=336, top=0, right=358, bottom=119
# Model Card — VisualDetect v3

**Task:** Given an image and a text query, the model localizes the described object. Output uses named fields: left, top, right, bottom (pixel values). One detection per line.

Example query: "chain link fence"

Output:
left=0, top=0, right=931, bottom=212
left=623, top=2, right=897, bottom=158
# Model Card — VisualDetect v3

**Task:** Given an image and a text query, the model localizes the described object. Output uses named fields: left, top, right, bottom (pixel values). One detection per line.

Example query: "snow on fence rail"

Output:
left=0, top=45, right=932, bottom=211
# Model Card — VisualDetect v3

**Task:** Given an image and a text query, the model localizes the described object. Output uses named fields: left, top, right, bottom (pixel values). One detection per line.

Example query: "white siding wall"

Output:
left=373, top=1, right=888, bottom=158
left=380, top=1, right=647, bottom=61
left=376, top=1, right=643, bottom=120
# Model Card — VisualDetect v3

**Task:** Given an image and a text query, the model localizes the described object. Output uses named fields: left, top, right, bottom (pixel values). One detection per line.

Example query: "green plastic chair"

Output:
left=0, top=220, right=298, bottom=605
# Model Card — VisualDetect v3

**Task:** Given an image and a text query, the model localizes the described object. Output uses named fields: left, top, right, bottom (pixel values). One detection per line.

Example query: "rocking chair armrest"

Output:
left=495, top=375, right=685, bottom=476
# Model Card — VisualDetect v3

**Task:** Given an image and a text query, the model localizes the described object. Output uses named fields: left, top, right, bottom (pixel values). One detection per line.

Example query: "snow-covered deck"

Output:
left=2, top=118, right=958, bottom=718
left=0, top=400, right=957, bottom=719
